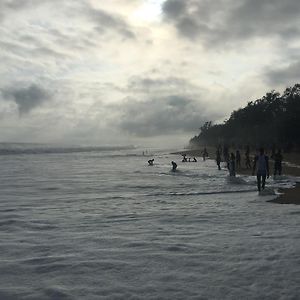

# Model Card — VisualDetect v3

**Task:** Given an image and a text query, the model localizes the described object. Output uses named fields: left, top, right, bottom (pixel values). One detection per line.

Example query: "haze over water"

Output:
left=0, top=144, right=299, bottom=299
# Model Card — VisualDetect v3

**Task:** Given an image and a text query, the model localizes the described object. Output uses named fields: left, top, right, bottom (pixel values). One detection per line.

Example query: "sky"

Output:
left=0, top=0, right=300, bottom=148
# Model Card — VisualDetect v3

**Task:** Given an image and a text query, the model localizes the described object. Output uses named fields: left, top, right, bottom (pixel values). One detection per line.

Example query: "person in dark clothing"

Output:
left=274, top=149, right=283, bottom=176
left=245, top=145, right=251, bottom=169
left=245, top=151, right=251, bottom=169
left=216, top=149, right=221, bottom=170
left=171, top=161, right=177, bottom=171
left=148, top=159, right=154, bottom=166
left=252, top=148, right=269, bottom=192
left=236, top=150, right=241, bottom=168
left=223, top=145, right=229, bottom=166
left=202, top=148, right=208, bottom=161
left=270, top=144, right=276, bottom=159
left=229, top=153, right=236, bottom=176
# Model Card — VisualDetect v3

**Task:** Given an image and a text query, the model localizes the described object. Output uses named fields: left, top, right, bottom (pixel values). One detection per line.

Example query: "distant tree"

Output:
left=189, top=84, right=300, bottom=151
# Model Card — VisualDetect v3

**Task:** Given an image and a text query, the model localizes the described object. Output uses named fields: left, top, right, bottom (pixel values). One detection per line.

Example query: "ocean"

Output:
left=0, top=144, right=299, bottom=299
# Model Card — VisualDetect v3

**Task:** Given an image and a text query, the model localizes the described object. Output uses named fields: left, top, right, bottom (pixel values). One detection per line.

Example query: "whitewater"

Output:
left=0, top=144, right=299, bottom=300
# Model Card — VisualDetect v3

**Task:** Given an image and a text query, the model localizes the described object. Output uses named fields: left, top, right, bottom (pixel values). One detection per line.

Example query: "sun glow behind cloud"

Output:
left=132, top=0, right=164, bottom=23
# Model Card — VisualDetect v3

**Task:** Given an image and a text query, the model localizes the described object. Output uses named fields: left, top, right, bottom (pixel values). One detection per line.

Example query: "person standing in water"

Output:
left=236, top=150, right=241, bottom=168
left=216, top=149, right=221, bottom=170
left=245, top=146, right=251, bottom=169
left=202, top=148, right=208, bottom=161
left=171, top=161, right=177, bottom=171
left=252, top=148, right=269, bottom=192
left=229, top=153, right=236, bottom=176
left=274, top=149, right=283, bottom=176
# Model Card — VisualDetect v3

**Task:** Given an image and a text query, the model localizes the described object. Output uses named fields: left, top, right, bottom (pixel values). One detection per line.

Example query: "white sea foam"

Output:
left=0, top=145, right=299, bottom=299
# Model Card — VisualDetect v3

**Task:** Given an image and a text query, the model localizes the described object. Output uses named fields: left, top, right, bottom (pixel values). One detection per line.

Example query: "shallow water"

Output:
left=0, top=145, right=299, bottom=299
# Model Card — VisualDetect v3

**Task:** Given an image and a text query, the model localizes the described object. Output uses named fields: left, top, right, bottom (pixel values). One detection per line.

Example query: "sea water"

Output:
left=0, top=144, right=299, bottom=300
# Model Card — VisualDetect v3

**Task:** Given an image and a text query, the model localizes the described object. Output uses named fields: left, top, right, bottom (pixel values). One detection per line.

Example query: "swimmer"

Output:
left=171, top=161, right=177, bottom=171
left=148, top=159, right=154, bottom=166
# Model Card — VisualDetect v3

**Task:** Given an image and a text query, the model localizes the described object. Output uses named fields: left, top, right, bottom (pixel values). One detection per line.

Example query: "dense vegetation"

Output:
left=190, top=84, right=300, bottom=151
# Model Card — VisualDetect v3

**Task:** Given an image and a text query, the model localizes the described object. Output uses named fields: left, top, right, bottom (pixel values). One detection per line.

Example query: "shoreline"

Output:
left=172, top=148, right=300, bottom=205
left=268, top=183, right=300, bottom=205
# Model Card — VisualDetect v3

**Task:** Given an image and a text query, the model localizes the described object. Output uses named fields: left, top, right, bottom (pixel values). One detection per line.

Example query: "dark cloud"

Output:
left=0, top=39, right=70, bottom=62
left=1, top=84, right=52, bottom=115
left=265, top=61, right=300, bottom=86
left=162, top=0, right=300, bottom=46
left=1, top=1, right=135, bottom=40
left=0, top=0, right=36, bottom=11
left=86, top=6, right=135, bottom=39
left=0, top=0, right=59, bottom=21
left=117, top=95, right=217, bottom=137
left=128, top=76, right=193, bottom=92
left=163, top=0, right=186, bottom=19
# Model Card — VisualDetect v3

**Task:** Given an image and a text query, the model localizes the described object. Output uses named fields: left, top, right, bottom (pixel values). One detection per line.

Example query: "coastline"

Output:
left=268, top=182, right=300, bottom=205
left=172, top=148, right=300, bottom=205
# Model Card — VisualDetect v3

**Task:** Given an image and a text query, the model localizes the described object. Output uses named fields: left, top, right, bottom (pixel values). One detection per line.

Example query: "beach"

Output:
left=173, top=148, right=300, bottom=205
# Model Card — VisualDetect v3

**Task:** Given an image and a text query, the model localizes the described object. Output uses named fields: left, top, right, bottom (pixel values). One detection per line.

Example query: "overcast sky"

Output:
left=0, top=0, right=299, bottom=147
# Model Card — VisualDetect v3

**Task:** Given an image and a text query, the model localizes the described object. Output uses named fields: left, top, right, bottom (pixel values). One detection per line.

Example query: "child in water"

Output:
left=148, top=159, right=154, bottom=166
left=171, top=161, right=177, bottom=171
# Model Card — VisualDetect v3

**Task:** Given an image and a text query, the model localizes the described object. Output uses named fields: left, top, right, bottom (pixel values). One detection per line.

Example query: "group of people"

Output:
left=148, top=158, right=178, bottom=171
left=147, top=145, right=284, bottom=192
left=216, top=145, right=283, bottom=192
left=181, top=154, right=197, bottom=162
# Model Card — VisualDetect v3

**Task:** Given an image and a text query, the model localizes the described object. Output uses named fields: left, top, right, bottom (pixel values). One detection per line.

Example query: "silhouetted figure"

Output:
left=148, top=159, right=154, bottom=166
left=188, top=157, right=191, bottom=162
left=193, top=157, right=197, bottom=162
left=216, top=149, right=221, bottom=170
left=223, top=145, right=229, bottom=163
left=229, top=153, right=236, bottom=176
left=236, top=150, right=241, bottom=168
left=182, top=154, right=187, bottom=162
left=171, top=161, right=177, bottom=171
left=274, top=149, right=283, bottom=176
left=271, top=144, right=276, bottom=159
left=252, top=148, right=269, bottom=192
left=245, top=146, right=251, bottom=169
left=202, top=147, right=208, bottom=161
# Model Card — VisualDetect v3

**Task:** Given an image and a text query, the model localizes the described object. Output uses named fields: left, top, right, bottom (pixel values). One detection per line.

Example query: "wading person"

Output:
left=148, top=159, right=154, bottom=166
left=274, top=149, right=283, bottom=176
left=245, top=146, right=251, bottom=169
left=236, top=150, right=241, bottom=168
left=216, top=149, right=221, bottom=170
left=202, top=148, right=208, bottom=161
left=252, top=148, right=269, bottom=192
left=171, top=161, right=177, bottom=171
left=229, top=153, right=236, bottom=177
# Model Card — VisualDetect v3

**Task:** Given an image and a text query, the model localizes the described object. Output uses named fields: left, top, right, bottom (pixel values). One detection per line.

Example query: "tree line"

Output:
left=189, top=84, right=300, bottom=151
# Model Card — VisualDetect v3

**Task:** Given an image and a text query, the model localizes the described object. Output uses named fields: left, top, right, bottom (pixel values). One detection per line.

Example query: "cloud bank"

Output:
left=0, top=0, right=299, bottom=146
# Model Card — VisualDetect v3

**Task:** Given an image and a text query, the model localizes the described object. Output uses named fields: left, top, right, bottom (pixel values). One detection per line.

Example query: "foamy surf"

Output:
left=0, top=145, right=299, bottom=299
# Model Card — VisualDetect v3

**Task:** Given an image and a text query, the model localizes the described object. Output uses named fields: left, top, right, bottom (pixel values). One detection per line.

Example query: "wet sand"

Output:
left=173, top=148, right=300, bottom=205
left=268, top=183, right=300, bottom=205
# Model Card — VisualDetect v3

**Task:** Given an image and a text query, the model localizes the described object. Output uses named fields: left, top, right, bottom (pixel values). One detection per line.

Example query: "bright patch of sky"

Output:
left=133, top=0, right=164, bottom=23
